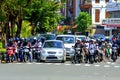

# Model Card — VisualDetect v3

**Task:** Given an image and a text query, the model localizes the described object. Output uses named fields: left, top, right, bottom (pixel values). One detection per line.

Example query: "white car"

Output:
left=55, top=35, right=75, bottom=58
left=40, top=40, right=66, bottom=62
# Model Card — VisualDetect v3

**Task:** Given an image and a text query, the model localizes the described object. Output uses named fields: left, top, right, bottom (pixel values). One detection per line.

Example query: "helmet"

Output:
left=34, top=37, right=37, bottom=40
left=76, top=38, right=81, bottom=41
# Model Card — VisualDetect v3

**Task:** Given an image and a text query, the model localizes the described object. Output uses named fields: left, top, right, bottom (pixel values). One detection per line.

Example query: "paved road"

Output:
left=0, top=58, right=120, bottom=80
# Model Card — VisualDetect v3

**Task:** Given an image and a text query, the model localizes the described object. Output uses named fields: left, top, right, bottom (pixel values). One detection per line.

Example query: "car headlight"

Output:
left=70, top=48, right=74, bottom=51
left=41, top=50, right=46, bottom=54
left=59, top=51, right=63, bottom=54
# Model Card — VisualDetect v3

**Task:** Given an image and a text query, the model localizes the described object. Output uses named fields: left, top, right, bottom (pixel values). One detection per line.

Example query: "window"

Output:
left=106, top=11, right=110, bottom=18
left=43, top=41, right=63, bottom=48
left=56, top=36, right=75, bottom=43
left=95, top=9, right=100, bottom=22
left=95, top=0, right=100, bottom=3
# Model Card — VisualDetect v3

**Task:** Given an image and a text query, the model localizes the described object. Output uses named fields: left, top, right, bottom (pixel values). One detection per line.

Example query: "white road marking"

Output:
left=26, top=63, right=33, bottom=64
left=84, top=64, right=91, bottom=67
left=104, top=65, right=110, bottom=67
left=75, top=64, right=81, bottom=66
left=5, top=62, right=120, bottom=69
left=94, top=65, right=100, bottom=67
left=65, top=64, right=71, bottom=66
left=45, top=63, right=52, bottom=65
left=54, top=63, right=61, bottom=65
left=114, top=66, right=120, bottom=68
left=111, top=63, right=115, bottom=65
left=35, top=63, right=43, bottom=64
left=16, top=63, right=23, bottom=64
left=106, top=62, right=111, bottom=64
left=7, top=63, right=14, bottom=64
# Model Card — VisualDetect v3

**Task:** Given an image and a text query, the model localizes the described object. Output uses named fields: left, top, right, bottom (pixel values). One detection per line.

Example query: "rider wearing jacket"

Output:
left=74, top=39, right=84, bottom=63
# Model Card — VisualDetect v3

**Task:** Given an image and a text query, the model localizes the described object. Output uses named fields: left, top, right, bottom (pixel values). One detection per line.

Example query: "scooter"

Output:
left=23, top=46, right=30, bottom=62
left=111, top=47, right=117, bottom=62
left=72, top=48, right=82, bottom=64
left=31, top=46, right=36, bottom=59
left=6, top=46, right=15, bottom=63
left=35, top=47, right=42, bottom=62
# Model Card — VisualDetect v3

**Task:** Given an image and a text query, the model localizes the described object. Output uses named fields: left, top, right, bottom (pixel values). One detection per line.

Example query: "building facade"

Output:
left=105, top=0, right=120, bottom=35
left=60, top=0, right=120, bottom=36
left=92, top=0, right=109, bottom=25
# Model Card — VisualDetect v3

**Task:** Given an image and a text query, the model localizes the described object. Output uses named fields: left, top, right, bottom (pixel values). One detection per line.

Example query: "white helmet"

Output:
left=34, top=37, right=37, bottom=40
left=76, top=38, right=81, bottom=41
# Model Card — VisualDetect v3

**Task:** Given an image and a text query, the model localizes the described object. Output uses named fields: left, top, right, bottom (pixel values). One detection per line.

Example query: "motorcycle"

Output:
left=6, top=46, right=15, bottom=63
left=31, top=46, right=36, bottom=59
left=23, top=46, right=30, bottom=62
left=97, top=47, right=103, bottom=62
left=35, top=47, right=42, bottom=62
left=72, top=48, right=82, bottom=64
left=111, top=47, right=118, bottom=62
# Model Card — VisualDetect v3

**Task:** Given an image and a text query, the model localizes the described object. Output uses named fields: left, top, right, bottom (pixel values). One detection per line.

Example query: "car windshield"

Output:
left=77, top=37, right=85, bottom=41
left=43, top=41, right=63, bottom=48
left=41, top=34, right=55, bottom=40
left=56, top=36, right=75, bottom=43
left=94, top=34, right=105, bottom=39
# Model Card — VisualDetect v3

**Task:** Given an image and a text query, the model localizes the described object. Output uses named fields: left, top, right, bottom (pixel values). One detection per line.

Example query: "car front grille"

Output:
left=46, top=56, right=57, bottom=60
left=47, top=52, right=56, bottom=54
left=65, top=48, right=70, bottom=51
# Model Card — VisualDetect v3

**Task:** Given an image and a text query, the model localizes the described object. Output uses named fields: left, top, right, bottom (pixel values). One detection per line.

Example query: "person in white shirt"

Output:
left=88, top=39, right=96, bottom=64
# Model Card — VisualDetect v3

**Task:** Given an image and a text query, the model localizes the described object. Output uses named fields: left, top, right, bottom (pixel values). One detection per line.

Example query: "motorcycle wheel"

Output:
left=23, top=53, right=28, bottom=62
left=9, top=55, right=14, bottom=63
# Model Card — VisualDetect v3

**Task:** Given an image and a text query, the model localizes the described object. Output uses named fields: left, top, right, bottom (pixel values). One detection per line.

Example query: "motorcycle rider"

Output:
left=34, top=39, right=42, bottom=61
left=22, top=39, right=32, bottom=62
left=105, top=39, right=112, bottom=61
left=88, top=39, right=96, bottom=64
left=31, top=37, right=38, bottom=59
left=111, top=42, right=119, bottom=61
left=84, top=40, right=89, bottom=63
left=6, top=39, right=16, bottom=62
left=74, top=38, right=84, bottom=63
left=12, top=40, right=18, bottom=61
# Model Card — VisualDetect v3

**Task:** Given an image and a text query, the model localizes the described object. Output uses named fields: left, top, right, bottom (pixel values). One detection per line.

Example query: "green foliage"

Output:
left=21, top=21, right=32, bottom=38
left=25, top=0, right=61, bottom=33
left=76, top=12, right=92, bottom=33
left=0, top=9, right=6, bottom=22
left=0, top=0, right=63, bottom=38
left=0, top=41, right=2, bottom=48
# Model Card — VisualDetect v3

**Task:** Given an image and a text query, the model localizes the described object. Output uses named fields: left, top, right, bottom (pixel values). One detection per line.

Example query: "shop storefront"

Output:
left=103, top=2, right=120, bottom=36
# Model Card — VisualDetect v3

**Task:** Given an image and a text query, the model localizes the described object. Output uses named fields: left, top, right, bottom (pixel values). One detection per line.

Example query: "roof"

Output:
left=56, top=35, right=75, bottom=37
left=75, top=35, right=86, bottom=37
left=44, top=40, right=63, bottom=42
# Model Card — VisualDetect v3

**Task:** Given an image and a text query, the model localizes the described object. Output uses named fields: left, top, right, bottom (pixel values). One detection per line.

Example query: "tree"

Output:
left=21, top=21, right=32, bottom=38
left=0, top=0, right=64, bottom=39
left=25, top=0, right=61, bottom=34
left=76, top=12, right=92, bottom=33
left=1, top=0, right=32, bottom=38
